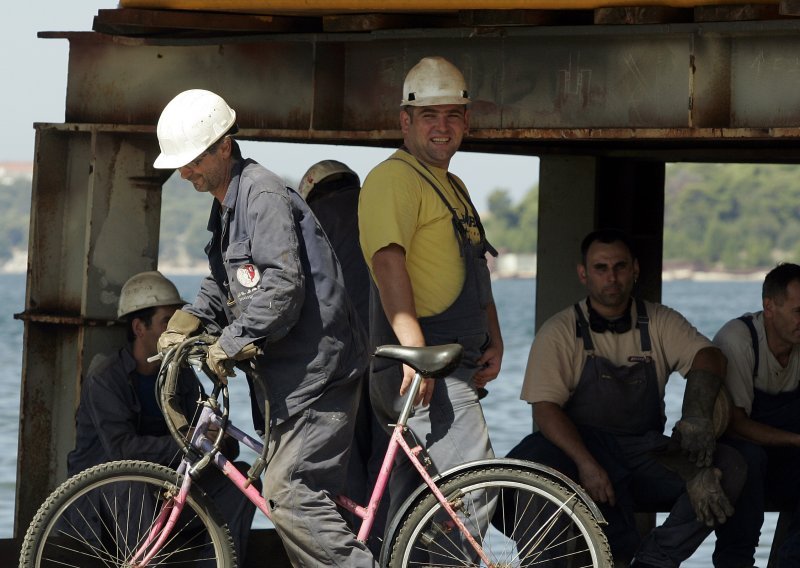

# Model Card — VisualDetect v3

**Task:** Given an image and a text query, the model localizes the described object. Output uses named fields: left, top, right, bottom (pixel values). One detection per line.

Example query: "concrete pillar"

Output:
left=535, top=156, right=598, bottom=330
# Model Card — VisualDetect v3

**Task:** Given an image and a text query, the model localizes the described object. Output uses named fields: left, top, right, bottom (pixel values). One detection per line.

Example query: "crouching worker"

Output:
left=506, top=229, right=746, bottom=567
left=67, top=271, right=256, bottom=564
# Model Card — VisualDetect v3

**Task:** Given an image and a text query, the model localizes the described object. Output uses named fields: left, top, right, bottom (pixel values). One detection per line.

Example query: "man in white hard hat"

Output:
left=300, top=160, right=389, bottom=553
left=153, top=90, right=376, bottom=567
left=67, top=271, right=256, bottom=562
left=358, top=57, right=503, bottom=558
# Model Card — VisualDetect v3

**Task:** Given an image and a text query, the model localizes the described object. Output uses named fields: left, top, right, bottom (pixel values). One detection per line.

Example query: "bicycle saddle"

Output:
left=373, top=344, right=463, bottom=379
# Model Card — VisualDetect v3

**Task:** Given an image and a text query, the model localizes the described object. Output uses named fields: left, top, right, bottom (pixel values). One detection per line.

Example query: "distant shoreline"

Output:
left=0, top=261, right=768, bottom=283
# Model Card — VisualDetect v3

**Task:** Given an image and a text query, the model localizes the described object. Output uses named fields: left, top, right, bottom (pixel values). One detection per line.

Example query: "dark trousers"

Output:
left=714, top=436, right=800, bottom=567
left=508, top=428, right=743, bottom=567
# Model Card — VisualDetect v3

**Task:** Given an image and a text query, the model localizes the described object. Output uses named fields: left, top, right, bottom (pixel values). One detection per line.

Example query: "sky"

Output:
left=4, top=1, right=539, bottom=210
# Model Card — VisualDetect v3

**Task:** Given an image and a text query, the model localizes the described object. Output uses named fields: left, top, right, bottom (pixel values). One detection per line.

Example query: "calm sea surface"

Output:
left=0, top=274, right=775, bottom=565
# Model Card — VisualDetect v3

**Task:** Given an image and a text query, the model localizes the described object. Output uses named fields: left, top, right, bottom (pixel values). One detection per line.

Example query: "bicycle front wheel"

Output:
left=387, top=465, right=612, bottom=568
left=19, top=460, right=235, bottom=568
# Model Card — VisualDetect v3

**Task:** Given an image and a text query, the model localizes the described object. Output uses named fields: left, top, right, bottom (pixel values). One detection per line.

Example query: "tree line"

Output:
left=483, top=162, right=800, bottom=272
left=2, top=162, right=799, bottom=271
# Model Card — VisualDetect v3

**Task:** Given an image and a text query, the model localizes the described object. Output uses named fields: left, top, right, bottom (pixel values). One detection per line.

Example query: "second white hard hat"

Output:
left=401, top=56, right=470, bottom=107
left=118, top=271, right=186, bottom=319
left=153, top=89, right=237, bottom=169
left=298, top=160, right=359, bottom=200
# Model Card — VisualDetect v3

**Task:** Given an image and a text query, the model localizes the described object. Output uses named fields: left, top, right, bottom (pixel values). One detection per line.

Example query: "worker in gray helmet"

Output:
left=152, top=90, right=376, bottom=567
left=300, top=159, right=389, bottom=554
left=358, top=56, right=503, bottom=562
left=67, top=270, right=256, bottom=563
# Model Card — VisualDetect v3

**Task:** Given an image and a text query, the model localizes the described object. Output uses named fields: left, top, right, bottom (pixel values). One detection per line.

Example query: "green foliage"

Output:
left=663, top=163, right=800, bottom=270
left=483, top=186, right=539, bottom=253
left=159, top=173, right=214, bottom=264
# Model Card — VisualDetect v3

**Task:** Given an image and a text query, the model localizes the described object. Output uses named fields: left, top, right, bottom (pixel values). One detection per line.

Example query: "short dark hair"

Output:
left=762, top=262, right=800, bottom=301
left=125, top=307, right=157, bottom=343
left=580, top=229, right=636, bottom=265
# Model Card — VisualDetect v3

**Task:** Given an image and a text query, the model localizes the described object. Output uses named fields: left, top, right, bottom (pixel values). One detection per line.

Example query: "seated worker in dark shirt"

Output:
left=67, top=271, right=256, bottom=563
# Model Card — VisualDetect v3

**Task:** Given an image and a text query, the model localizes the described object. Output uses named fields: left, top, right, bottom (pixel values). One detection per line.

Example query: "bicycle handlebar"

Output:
left=157, top=335, right=230, bottom=460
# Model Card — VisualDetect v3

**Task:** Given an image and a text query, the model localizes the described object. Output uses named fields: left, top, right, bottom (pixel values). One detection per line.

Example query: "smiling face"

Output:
left=400, top=104, right=469, bottom=169
left=577, top=239, right=639, bottom=318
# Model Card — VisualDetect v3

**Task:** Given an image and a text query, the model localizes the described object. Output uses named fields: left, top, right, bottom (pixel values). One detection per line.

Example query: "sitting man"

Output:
left=713, top=262, right=800, bottom=567
left=507, top=228, right=745, bottom=567
left=67, top=271, right=256, bottom=563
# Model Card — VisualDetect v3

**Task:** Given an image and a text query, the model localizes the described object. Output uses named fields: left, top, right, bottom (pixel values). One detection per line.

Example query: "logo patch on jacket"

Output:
left=236, top=264, right=261, bottom=288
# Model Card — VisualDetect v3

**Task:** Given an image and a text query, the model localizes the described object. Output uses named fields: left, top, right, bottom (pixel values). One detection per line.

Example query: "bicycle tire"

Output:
left=386, top=464, right=612, bottom=567
left=19, top=460, right=236, bottom=568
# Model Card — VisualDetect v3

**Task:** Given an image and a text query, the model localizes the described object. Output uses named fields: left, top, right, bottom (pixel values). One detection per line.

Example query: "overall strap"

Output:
left=574, top=303, right=595, bottom=351
left=446, top=172, right=498, bottom=257
left=737, top=314, right=759, bottom=378
left=387, top=154, right=496, bottom=256
left=635, top=298, right=652, bottom=352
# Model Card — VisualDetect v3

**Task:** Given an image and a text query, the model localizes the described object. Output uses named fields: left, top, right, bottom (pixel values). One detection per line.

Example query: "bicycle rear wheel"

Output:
left=387, top=464, right=612, bottom=567
left=19, top=460, right=235, bottom=568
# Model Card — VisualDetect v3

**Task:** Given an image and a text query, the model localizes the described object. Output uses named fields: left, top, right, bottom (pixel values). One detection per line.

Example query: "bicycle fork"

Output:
left=129, top=463, right=193, bottom=567
left=394, top=428, right=494, bottom=567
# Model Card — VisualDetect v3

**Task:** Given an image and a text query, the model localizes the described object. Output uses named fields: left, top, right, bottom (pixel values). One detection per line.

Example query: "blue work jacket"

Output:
left=185, top=159, right=367, bottom=424
left=67, top=345, right=201, bottom=475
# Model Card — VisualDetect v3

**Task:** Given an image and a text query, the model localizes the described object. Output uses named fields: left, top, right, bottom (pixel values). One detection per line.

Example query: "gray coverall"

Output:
left=183, top=159, right=376, bottom=567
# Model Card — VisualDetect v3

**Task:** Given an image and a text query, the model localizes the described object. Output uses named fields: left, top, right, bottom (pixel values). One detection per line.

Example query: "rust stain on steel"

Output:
left=13, top=311, right=117, bottom=327
left=468, top=127, right=790, bottom=140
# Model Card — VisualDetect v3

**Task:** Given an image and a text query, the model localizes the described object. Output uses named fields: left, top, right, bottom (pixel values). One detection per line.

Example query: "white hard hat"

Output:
left=153, top=89, right=237, bottom=169
left=118, top=271, right=186, bottom=318
left=401, top=57, right=470, bottom=107
left=298, top=160, right=359, bottom=200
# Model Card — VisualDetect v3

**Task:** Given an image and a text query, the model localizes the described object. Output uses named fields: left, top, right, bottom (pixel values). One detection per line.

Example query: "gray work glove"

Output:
left=676, top=368, right=723, bottom=467
left=206, top=342, right=261, bottom=383
left=157, top=310, right=202, bottom=354
left=673, top=417, right=716, bottom=468
left=207, top=343, right=237, bottom=383
left=686, top=467, right=734, bottom=527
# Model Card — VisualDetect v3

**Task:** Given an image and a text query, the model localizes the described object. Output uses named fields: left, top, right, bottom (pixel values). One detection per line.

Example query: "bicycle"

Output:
left=20, top=336, right=612, bottom=567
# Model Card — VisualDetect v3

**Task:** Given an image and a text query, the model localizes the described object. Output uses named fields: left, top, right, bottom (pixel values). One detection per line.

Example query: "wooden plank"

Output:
left=458, top=9, right=592, bottom=27
left=780, top=0, right=800, bottom=15
left=322, top=13, right=457, bottom=32
left=694, top=4, right=782, bottom=22
left=594, top=7, right=692, bottom=24
left=93, top=8, right=319, bottom=35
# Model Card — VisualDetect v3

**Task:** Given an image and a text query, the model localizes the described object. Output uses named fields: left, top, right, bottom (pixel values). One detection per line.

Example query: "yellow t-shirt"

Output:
left=359, top=149, right=482, bottom=317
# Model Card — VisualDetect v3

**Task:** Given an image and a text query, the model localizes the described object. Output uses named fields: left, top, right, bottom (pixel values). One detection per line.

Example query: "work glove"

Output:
left=677, top=368, right=723, bottom=467
left=157, top=310, right=202, bottom=354
left=686, top=466, right=734, bottom=527
left=206, top=341, right=261, bottom=383
left=673, top=417, right=716, bottom=468
left=207, top=343, right=237, bottom=382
